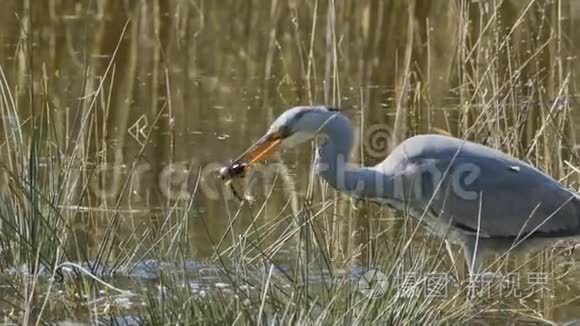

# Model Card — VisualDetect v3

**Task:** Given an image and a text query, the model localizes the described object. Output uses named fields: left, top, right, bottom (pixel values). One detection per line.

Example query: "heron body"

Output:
left=366, top=134, right=580, bottom=272
left=230, top=106, right=580, bottom=273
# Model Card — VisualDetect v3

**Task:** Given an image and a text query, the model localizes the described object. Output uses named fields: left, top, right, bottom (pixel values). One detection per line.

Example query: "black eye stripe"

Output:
left=278, top=125, right=291, bottom=137
left=287, top=109, right=310, bottom=128
left=280, top=106, right=340, bottom=136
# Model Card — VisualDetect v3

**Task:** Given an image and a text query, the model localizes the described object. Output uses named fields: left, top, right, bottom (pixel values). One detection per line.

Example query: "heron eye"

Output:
left=278, top=126, right=291, bottom=138
left=327, top=107, right=340, bottom=112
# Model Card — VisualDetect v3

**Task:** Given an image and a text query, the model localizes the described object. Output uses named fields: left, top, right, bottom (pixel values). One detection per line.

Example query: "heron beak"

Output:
left=219, top=130, right=285, bottom=184
left=240, top=130, right=284, bottom=165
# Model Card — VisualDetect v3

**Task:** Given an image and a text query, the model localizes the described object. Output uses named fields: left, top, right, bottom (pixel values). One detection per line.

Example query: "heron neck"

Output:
left=315, top=127, right=392, bottom=200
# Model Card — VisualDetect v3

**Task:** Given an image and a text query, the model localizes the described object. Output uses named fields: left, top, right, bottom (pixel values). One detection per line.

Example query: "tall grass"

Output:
left=0, top=0, right=577, bottom=324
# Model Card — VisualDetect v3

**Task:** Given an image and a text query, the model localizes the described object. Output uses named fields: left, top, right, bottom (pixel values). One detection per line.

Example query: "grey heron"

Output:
left=222, top=106, right=580, bottom=274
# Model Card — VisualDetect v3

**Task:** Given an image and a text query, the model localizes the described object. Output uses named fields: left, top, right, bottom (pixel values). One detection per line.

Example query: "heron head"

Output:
left=235, top=106, right=342, bottom=167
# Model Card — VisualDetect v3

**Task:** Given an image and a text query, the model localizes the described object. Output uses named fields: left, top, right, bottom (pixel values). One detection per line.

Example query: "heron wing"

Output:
left=428, top=156, right=579, bottom=237
left=378, top=134, right=580, bottom=238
